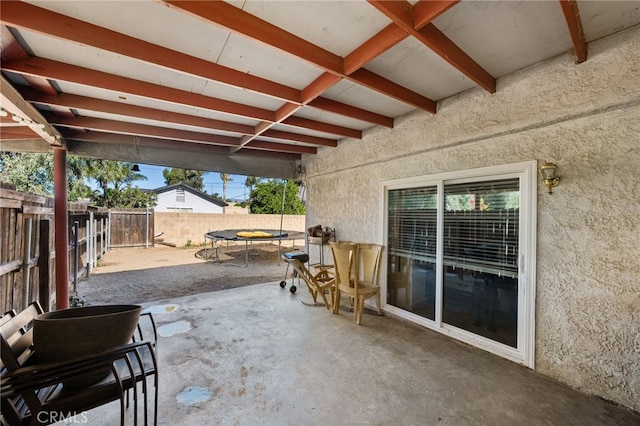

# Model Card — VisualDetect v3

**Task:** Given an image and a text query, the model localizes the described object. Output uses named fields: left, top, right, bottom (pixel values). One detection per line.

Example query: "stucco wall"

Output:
left=155, top=212, right=305, bottom=247
left=302, top=26, right=640, bottom=410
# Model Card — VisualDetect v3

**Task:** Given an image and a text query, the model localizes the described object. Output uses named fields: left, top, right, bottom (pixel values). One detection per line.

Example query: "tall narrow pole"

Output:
left=278, top=180, right=287, bottom=264
left=54, top=148, right=69, bottom=309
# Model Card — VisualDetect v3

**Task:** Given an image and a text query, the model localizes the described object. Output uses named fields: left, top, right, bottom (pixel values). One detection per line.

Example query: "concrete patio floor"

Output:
left=80, top=282, right=639, bottom=426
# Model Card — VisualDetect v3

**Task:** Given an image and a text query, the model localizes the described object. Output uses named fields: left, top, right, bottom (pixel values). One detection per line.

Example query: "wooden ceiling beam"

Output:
left=343, top=24, right=408, bottom=75
left=19, top=87, right=350, bottom=149
left=261, top=130, right=337, bottom=147
left=60, top=129, right=302, bottom=160
left=281, top=117, right=362, bottom=139
left=60, top=128, right=230, bottom=154
left=370, top=0, right=414, bottom=28
left=274, top=103, right=302, bottom=124
left=416, top=24, right=496, bottom=93
left=162, top=0, right=344, bottom=74
left=0, top=1, right=302, bottom=104
left=368, top=0, right=496, bottom=93
left=19, top=88, right=254, bottom=135
left=301, top=73, right=343, bottom=103
left=163, top=0, right=435, bottom=113
left=245, top=140, right=317, bottom=155
left=558, top=0, right=588, bottom=63
left=413, top=0, right=460, bottom=30
left=44, top=114, right=243, bottom=148
left=2, top=2, right=390, bottom=133
left=310, top=97, right=394, bottom=128
left=5, top=57, right=364, bottom=143
left=348, top=68, right=436, bottom=113
left=234, top=72, right=344, bottom=152
left=3, top=57, right=276, bottom=122
left=0, top=76, right=63, bottom=146
left=0, top=127, right=40, bottom=139
left=1, top=25, right=75, bottom=119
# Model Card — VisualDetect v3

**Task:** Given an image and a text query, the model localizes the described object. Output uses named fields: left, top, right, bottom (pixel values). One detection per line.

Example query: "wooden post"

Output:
left=101, top=217, right=105, bottom=256
left=54, top=148, right=69, bottom=309
left=86, top=218, right=91, bottom=274
left=107, top=211, right=111, bottom=249
left=22, top=218, right=32, bottom=310
left=38, top=219, right=51, bottom=312
left=93, top=215, right=97, bottom=267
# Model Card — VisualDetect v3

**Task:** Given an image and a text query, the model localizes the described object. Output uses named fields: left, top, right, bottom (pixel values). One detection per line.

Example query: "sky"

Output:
left=134, top=164, right=253, bottom=201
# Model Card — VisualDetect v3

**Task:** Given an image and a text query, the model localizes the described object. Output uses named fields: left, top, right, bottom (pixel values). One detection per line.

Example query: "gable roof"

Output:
left=152, top=182, right=228, bottom=208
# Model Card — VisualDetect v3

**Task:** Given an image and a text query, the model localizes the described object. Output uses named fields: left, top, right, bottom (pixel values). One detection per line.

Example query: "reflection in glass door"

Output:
left=387, top=186, right=437, bottom=320
left=442, top=179, right=520, bottom=348
left=386, top=178, right=522, bottom=347
left=384, top=162, right=535, bottom=365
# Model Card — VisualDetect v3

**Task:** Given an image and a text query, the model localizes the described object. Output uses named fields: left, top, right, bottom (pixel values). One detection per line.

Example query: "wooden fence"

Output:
left=109, top=208, right=154, bottom=248
left=1, top=186, right=55, bottom=313
left=0, top=186, right=109, bottom=313
left=68, top=203, right=110, bottom=289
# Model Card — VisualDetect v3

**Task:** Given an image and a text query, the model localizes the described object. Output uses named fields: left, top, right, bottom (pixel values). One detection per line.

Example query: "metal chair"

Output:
left=0, top=301, right=158, bottom=426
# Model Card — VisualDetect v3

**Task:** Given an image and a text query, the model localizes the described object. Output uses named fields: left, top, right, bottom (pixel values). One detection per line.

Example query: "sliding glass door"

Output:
left=442, top=179, right=519, bottom=348
left=383, top=162, right=536, bottom=366
left=387, top=186, right=437, bottom=320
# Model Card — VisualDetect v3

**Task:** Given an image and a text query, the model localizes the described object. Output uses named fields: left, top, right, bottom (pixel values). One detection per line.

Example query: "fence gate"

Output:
left=109, top=208, right=154, bottom=248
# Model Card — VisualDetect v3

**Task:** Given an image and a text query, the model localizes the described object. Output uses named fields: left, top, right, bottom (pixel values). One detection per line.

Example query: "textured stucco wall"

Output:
left=302, top=26, right=640, bottom=410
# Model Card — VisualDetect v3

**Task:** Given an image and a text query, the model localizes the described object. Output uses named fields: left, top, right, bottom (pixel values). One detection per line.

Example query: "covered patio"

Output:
left=1, top=0, right=639, bottom=418
left=81, top=282, right=639, bottom=425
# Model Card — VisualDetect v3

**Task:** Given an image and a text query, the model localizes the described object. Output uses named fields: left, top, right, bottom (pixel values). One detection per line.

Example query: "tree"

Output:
left=244, top=176, right=260, bottom=201
left=220, top=173, right=232, bottom=201
left=162, top=168, right=204, bottom=190
left=0, top=153, right=153, bottom=207
left=83, top=159, right=150, bottom=207
left=0, top=152, right=92, bottom=201
left=0, top=152, right=53, bottom=196
left=249, top=180, right=305, bottom=214
left=67, top=156, right=97, bottom=201
left=105, top=187, right=157, bottom=208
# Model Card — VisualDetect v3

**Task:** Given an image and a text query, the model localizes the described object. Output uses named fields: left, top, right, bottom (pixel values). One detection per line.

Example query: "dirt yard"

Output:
left=76, top=241, right=306, bottom=305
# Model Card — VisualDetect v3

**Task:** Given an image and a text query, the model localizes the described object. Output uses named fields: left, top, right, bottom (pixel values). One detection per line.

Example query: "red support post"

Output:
left=53, top=147, right=69, bottom=309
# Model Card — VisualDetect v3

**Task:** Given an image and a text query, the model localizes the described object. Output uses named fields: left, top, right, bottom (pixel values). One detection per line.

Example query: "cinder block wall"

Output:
left=155, top=213, right=306, bottom=247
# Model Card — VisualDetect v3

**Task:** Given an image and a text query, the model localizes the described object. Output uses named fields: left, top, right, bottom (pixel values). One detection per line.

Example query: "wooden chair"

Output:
left=282, top=255, right=335, bottom=309
left=330, top=242, right=384, bottom=325
left=0, top=301, right=158, bottom=426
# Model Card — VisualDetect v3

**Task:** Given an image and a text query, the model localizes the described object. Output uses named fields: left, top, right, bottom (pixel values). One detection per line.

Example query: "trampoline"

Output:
left=203, top=229, right=307, bottom=267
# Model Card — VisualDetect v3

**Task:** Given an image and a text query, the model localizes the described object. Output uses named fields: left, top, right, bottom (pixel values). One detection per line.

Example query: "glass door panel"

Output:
left=387, top=186, right=437, bottom=320
left=442, top=179, right=520, bottom=347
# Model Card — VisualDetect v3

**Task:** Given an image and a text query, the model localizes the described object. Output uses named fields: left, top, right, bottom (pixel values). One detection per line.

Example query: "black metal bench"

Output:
left=0, top=302, right=158, bottom=426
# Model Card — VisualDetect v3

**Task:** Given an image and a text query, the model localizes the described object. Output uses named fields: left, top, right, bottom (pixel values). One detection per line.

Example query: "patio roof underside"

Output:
left=1, top=1, right=639, bottom=179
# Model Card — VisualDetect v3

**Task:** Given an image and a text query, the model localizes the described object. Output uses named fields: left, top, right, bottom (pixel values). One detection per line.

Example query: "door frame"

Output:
left=380, top=161, right=537, bottom=368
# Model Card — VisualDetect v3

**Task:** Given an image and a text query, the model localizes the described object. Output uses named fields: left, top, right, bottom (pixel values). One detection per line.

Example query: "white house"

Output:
left=152, top=183, right=227, bottom=213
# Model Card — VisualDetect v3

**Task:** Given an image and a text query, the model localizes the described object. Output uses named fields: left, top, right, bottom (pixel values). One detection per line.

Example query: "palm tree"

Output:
left=220, top=173, right=233, bottom=201
left=244, top=176, right=259, bottom=201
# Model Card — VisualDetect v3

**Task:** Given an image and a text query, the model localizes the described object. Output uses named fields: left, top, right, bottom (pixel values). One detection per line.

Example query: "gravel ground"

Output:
left=76, top=242, right=305, bottom=305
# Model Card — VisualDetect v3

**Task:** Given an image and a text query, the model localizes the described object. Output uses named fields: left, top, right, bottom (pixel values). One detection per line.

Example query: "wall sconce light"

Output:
left=538, top=162, right=560, bottom=194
